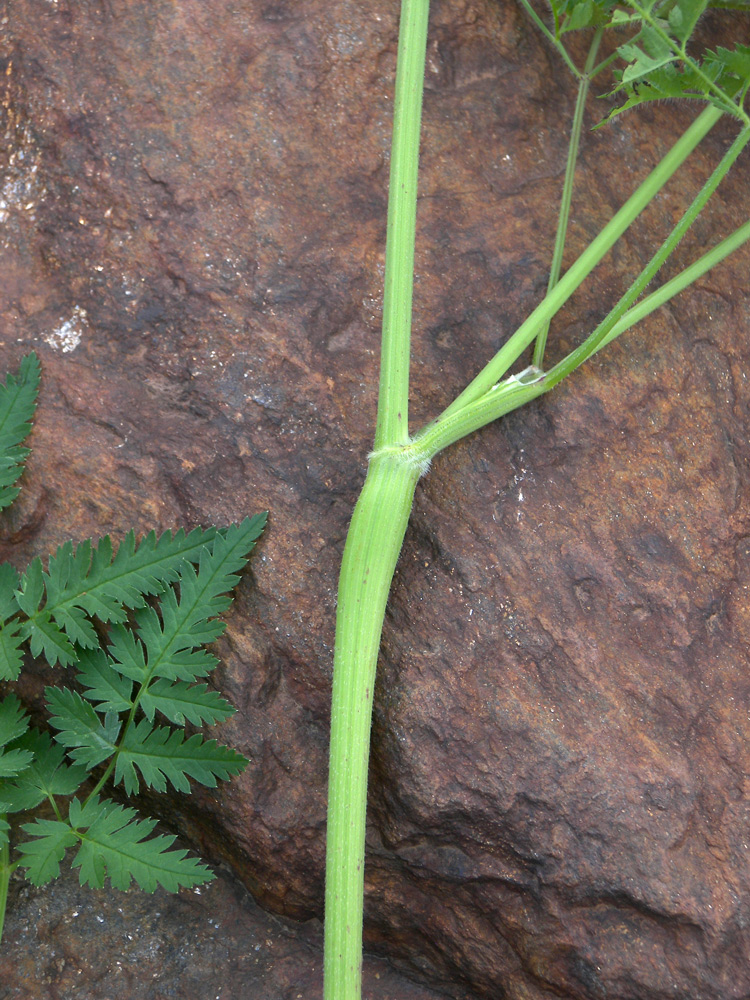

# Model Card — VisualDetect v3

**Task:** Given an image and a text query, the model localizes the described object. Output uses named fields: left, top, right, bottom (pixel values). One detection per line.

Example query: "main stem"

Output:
left=323, top=3, right=745, bottom=996
left=324, top=0, right=429, bottom=996
left=375, top=0, right=430, bottom=449
left=323, top=449, right=423, bottom=1000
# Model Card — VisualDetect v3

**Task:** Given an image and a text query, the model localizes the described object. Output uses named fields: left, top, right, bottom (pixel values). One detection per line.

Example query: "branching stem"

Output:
left=437, top=103, right=721, bottom=422
left=322, top=4, right=750, bottom=998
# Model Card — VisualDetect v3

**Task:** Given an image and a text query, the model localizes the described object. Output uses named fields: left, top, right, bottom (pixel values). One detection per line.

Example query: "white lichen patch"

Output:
left=44, top=306, right=88, bottom=353
left=0, top=124, right=46, bottom=229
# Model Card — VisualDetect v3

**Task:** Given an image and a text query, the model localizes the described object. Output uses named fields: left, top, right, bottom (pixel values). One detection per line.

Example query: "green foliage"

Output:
left=0, top=354, right=40, bottom=513
left=543, top=0, right=750, bottom=124
left=0, top=353, right=266, bottom=932
left=19, top=796, right=211, bottom=891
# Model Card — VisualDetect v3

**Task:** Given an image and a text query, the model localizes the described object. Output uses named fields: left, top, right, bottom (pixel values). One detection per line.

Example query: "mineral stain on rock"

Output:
left=43, top=305, right=87, bottom=353
left=1, top=1, right=750, bottom=998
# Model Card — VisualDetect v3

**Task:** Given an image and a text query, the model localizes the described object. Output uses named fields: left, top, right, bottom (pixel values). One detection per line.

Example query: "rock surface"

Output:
left=0, top=860, right=447, bottom=1000
left=1, top=1, right=750, bottom=998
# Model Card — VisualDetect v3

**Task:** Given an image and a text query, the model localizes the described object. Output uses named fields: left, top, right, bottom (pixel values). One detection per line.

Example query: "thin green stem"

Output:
left=324, top=450, right=422, bottom=1000
left=0, top=823, right=14, bottom=945
left=594, top=216, right=750, bottom=353
left=415, top=138, right=750, bottom=459
left=515, top=0, right=582, bottom=78
left=375, top=0, right=430, bottom=449
left=590, top=49, right=620, bottom=79
left=542, top=124, right=750, bottom=390
left=533, top=27, right=604, bottom=368
left=414, top=216, right=750, bottom=458
left=434, top=104, right=721, bottom=423
left=413, top=370, right=548, bottom=458
left=324, top=4, right=748, bottom=998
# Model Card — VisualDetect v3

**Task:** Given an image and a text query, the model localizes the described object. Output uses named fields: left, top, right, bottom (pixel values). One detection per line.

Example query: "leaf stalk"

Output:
left=533, top=26, right=604, bottom=367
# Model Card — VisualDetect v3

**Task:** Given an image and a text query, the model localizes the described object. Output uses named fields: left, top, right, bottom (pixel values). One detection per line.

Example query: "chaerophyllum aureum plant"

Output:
left=0, top=352, right=266, bottom=944
left=324, top=1, right=750, bottom=998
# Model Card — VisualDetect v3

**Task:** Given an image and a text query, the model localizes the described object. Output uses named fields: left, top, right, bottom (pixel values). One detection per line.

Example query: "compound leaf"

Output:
left=0, top=693, right=29, bottom=749
left=139, top=677, right=235, bottom=727
left=0, top=562, right=20, bottom=620
left=15, top=525, right=229, bottom=663
left=45, top=687, right=120, bottom=768
left=21, top=611, right=75, bottom=668
left=598, top=0, right=750, bottom=123
left=0, top=730, right=87, bottom=813
left=120, top=515, right=266, bottom=687
left=0, top=619, right=25, bottom=682
left=17, top=816, right=78, bottom=885
left=76, top=647, right=134, bottom=714
left=115, top=719, right=247, bottom=795
left=0, top=694, right=33, bottom=783
left=0, top=746, right=33, bottom=779
left=69, top=796, right=213, bottom=892
left=0, top=352, right=40, bottom=511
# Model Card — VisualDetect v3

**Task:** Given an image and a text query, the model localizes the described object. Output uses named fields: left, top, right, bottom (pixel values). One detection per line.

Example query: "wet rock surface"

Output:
left=1, top=1, right=750, bottom=998
left=0, top=860, right=448, bottom=1000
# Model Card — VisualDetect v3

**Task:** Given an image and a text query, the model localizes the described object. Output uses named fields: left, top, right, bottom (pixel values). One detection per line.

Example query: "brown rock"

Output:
left=1, top=1, right=750, bottom=998
left=0, top=860, right=446, bottom=1000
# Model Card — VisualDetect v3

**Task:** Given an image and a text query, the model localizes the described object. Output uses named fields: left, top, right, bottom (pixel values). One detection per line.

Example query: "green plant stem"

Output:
left=542, top=123, right=750, bottom=390
left=594, top=215, right=750, bottom=353
left=0, top=824, right=12, bottom=944
left=436, top=103, right=722, bottom=422
left=324, top=449, right=422, bottom=1000
left=375, top=0, right=430, bottom=450
left=515, top=0, right=582, bottom=77
left=323, top=5, right=747, bottom=997
left=413, top=131, right=750, bottom=458
left=533, top=27, right=604, bottom=368
left=324, top=3, right=430, bottom=993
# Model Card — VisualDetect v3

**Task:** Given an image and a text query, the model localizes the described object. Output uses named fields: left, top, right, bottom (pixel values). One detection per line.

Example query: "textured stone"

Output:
left=1, top=1, right=750, bottom=998
left=0, top=860, right=445, bottom=1000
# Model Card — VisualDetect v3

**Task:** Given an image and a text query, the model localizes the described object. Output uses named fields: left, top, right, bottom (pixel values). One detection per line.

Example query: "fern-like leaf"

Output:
left=68, top=796, right=213, bottom=892
left=0, top=562, right=20, bottom=621
left=601, top=0, right=750, bottom=123
left=0, top=693, right=29, bottom=748
left=115, top=719, right=247, bottom=795
left=76, top=647, right=134, bottom=713
left=139, top=677, right=235, bottom=727
left=0, top=743, right=32, bottom=779
left=0, top=349, right=264, bottom=921
left=45, top=687, right=120, bottom=767
left=0, top=619, right=26, bottom=682
left=0, top=563, right=23, bottom=681
left=107, top=515, right=265, bottom=689
left=0, top=352, right=40, bottom=511
left=550, top=0, right=620, bottom=34
left=16, top=816, right=77, bottom=885
left=0, top=694, right=32, bottom=779
left=15, top=526, right=229, bottom=666
left=0, top=730, right=87, bottom=813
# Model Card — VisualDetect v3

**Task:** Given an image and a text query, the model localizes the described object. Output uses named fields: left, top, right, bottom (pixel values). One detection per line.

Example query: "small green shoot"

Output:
left=324, top=2, right=750, bottom=998
left=0, top=353, right=266, bottom=945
